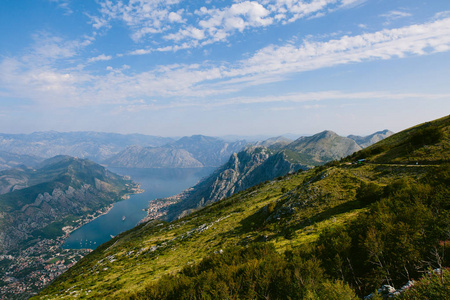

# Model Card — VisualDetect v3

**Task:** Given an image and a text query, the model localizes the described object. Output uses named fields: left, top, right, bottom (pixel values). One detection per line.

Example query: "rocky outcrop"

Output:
left=348, top=129, right=394, bottom=148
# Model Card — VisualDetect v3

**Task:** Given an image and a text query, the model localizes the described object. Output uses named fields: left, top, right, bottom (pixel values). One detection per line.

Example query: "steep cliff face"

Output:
left=163, top=147, right=306, bottom=220
left=0, top=156, right=138, bottom=254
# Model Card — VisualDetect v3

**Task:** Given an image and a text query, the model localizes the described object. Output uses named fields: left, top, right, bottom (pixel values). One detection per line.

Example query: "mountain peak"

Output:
left=287, top=130, right=361, bottom=165
left=315, top=130, right=339, bottom=138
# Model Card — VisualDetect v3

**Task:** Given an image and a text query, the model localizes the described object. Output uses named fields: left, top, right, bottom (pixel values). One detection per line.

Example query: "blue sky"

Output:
left=0, top=0, right=449, bottom=137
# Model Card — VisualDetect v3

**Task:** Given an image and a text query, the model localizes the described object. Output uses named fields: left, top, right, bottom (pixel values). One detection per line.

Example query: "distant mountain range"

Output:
left=0, top=131, right=173, bottom=162
left=0, top=151, right=43, bottom=171
left=0, top=130, right=393, bottom=171
left=284, top=130, right=362, bottom=166
left=348, top=129, right=394, bottom=148
left=105, top=135, right=247, bottom=168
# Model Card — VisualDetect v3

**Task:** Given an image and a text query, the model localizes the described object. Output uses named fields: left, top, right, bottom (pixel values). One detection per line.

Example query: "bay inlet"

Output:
left=63, top=167, right=215, bottom=250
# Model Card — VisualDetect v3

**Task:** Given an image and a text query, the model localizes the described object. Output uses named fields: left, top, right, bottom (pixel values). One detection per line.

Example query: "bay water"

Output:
left=62, top=167, right=215, bottom=250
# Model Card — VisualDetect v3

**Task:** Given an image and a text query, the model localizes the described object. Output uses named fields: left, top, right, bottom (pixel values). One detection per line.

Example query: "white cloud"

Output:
left=165, top=26, right=205, bottom=42
left=434, top=11, right=450, bottom=20
left=380, top=10, right=412, bottom=20
left=168, top=11, right=184, bottom=23
left=48, top=0, right=73, bottom=14
left=2, top=17, right=450, bottom=109
left=230, top=17, right=450, bottom=82
left=89, top=0, right=364, bottom=46
left=194, top=1, right=272, bottom=42
left=88, top=54, right=112, bottom=63
left=129, top=48, right=152, bottom=55
left=92, top=0, right=183, bottom=41
left=215, top=91, right=450, bottom=107
left=29, top=34, right=88, bottom=62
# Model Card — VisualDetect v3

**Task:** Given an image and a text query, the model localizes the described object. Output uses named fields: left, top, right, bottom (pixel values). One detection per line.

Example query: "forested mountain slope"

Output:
left=35, top=115, right=449, bottom=299
left=0, top=156, right=138, bottom=254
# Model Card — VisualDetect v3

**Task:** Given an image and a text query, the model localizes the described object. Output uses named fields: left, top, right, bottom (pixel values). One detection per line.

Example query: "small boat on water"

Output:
left=122, top=216, right=126, bottom=221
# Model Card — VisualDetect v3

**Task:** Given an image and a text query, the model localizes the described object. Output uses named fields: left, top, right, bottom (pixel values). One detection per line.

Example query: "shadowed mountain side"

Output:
left=0, top=155, right=139, bottom=254
left=0, top=151, right=43, bottom=171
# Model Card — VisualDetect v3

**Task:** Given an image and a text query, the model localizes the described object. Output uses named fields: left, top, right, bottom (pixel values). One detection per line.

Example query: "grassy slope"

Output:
left=34, top=116, right=449, bottom=299
left=35, top=166, right=434, bottom=299
left=349, top=115, right=450, bottom=164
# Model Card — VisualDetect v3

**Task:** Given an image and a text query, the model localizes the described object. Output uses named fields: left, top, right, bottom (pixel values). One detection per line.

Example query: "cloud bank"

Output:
left=1, top=15, right=450, bottom=109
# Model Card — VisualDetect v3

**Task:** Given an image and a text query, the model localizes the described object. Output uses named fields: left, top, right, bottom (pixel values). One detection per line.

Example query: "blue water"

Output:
left=62, top=167, right=215, bottom=250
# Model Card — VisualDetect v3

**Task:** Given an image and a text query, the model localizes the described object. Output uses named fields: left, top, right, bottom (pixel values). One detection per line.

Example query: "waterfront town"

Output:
left=0, top=207, right=110, bottom=299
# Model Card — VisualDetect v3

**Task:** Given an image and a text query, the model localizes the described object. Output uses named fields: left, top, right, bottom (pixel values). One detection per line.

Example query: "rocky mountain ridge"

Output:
left=159, top=146, right=306, bottom=221
left=348, top=129, right=394, bottom=148
left=105, top=135, right=247, bottom=168
left=285, top=130, right=362, bottom=165
left=0, top=151, right=43, bottom=171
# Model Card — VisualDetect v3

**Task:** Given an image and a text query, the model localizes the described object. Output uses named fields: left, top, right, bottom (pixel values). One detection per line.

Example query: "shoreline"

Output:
left=61, top=185, right=145, bottom=249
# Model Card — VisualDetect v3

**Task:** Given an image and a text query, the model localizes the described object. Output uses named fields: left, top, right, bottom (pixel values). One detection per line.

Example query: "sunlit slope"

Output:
left=34, top=116, right=449, bottom=299
left=349, top=115, right=450, bottom=163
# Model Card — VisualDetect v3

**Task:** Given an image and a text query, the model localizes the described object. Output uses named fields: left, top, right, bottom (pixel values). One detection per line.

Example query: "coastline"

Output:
left=62, top=184, right=145, bottom=248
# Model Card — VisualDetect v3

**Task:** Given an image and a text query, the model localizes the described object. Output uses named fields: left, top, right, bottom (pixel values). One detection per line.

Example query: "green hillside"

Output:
left=349, top=115, right=450, bottom=164
left=35, top=116, right=450, bottom=299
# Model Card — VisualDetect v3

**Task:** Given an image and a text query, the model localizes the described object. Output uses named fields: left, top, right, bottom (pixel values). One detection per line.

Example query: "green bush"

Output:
left=401, top=268, right=450, bottom=300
